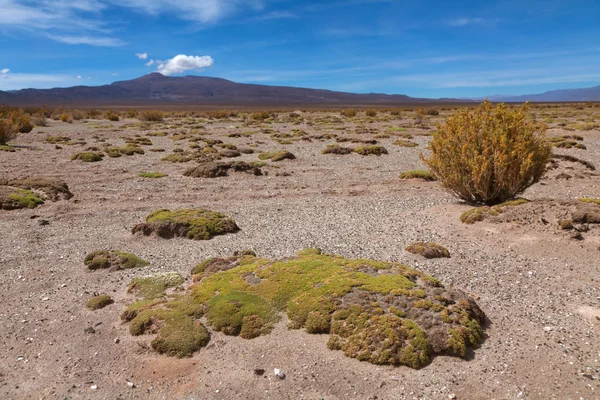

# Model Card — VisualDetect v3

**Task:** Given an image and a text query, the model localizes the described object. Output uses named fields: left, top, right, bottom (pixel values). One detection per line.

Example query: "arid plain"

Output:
left=1, top=105, right=600, bottom=400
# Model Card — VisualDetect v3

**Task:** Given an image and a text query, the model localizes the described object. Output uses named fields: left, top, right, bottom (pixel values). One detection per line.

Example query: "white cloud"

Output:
left=145, top=59, right=155, bottom=66
left=114, top=0, right=265, bottom=23
left=111, top=73, right=120, bottom=76
left=48, top=34, right=125, bottom=47
left=76, top=75, right=82, bottom=79
left=156, top=54, right=214, bottom=75
left=447, top=18, right=488, bottom=27
left=135, top=52, right=148, bottom=60
left=1, top=68, right=9, bottom=74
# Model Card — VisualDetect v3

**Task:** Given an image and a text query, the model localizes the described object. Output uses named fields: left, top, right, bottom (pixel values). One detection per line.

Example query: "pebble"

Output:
left=90, top=385, right=98, bottom=390
left=274, top=368, right=286, bottom=380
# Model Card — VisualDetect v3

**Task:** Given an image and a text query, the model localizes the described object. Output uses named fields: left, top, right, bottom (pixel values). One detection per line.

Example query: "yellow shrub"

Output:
left=0, top=120, right=16, bottom=145
left=420, top=101, right=551, bottom=205
left=138, top=110, right=164, bottom=122
left=342, top=109, right=357, bottom=117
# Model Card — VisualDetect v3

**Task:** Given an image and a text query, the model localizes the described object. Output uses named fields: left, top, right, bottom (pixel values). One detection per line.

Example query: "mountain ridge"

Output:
left=0, top=73, right=461, bottom=106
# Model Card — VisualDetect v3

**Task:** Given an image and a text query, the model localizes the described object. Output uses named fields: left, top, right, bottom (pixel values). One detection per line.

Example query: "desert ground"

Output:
left=1, top=105, right=600, bottom=400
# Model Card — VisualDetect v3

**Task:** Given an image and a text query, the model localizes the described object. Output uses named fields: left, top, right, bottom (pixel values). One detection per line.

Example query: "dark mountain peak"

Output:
left=1, top=74, right=466, bottom=106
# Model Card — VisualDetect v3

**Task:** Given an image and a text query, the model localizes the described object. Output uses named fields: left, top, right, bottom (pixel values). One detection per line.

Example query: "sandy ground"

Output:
left=1, top=111, right=600, bottom=400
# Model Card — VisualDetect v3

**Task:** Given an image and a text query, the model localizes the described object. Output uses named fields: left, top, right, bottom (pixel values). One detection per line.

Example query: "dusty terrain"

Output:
left=1, top=107, right=600, bottom=400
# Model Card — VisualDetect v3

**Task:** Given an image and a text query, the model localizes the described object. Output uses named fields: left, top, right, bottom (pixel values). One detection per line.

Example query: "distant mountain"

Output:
left=487, top=85, right=600, bottom=102
left=0, top=73, right=463, bottom=106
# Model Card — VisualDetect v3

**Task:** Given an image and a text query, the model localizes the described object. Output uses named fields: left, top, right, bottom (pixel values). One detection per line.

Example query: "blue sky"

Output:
left=0, top=0, right=599, bottom=98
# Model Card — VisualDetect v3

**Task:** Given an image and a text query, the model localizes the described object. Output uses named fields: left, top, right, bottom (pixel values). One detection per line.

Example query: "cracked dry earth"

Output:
left=1, top=112, right=600, bottom=400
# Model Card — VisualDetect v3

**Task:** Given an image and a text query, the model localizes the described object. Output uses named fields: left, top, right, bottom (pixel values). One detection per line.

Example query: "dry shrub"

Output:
left=342, top=109, right=357, bottom=117
left=365, top=109, right=377, bottom=117
left=0, top=120, right=16, bottom=145
left=125, top=109, right=138, bottom=118
left=138, top=110, right=164, bottom=122
left=7, top=110, right=33, bottom=133
left=250, top=111, right=273, bottom=120
left=414, top=108, right=426, bottom=125
left=421, top=101, right=551, bottom=205
left=104, top=110, right=120, bottom=121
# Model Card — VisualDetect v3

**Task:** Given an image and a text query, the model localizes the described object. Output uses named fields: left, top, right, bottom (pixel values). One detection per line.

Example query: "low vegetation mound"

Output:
left=71, top=152, right=103, bottom=162
left=258, top=151, right=295, bottom=161
left=84, top=250, right=149, bottom=271
left=353, top=145, right=388, bottom=156
left=121, top=249, right=485, bottom=367
left=393, top=139, right=418, bottom=147
left=0, top=178, right=73, bottom=210
left=183, top=161, right=262, bottom=178
left=131, top=208, right=239, bottom=240
left=406, top=242, right=450, bottom=259
left=322, top=144, right=353, bottom=155
left=460, top=199, right=530, bottom=224
left=139, top=172, right=167, bottom=178
left=86, top=295, right=114, bottom=310
left=547, top=135, right=586, bottom=150
left=399, top=170, right=437, bottom=181
left=421, top=101, right=551, bottom=205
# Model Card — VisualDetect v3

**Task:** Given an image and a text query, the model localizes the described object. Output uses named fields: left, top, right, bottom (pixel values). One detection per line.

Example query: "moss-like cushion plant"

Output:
left=120, top=249, right=485, bottom=367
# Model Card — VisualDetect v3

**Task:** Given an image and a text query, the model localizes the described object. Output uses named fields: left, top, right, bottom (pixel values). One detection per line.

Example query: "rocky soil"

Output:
left=1, top=111, right=599, bottom=400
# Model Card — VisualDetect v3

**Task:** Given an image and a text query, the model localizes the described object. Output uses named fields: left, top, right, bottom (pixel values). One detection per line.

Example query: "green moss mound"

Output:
left=393, top=139, right=418, bottom=147
left=84, top=250, right=150, bottom=271
left=121, top=250, right=485, bottom=367
left=258, top=151, right=295, bottom=161
left=0, top=177, right=73, bottom=210
left=131, top=208, right=239, bottom=240
left=460, top=199, right=530, bottom=224
left=399, top=170, right=437, bottom=181
left=139, top=172, right=167, bottom=178
left=71, top=152, right=103, bottom=162
left=86, top=294, right=114, bottom=310
left=353, top=145, right=388, bottom=156
left=579, top=198, right=600, bottom=205
left=8, top=189, right=44, bottom=209
left=406, top=242, right=450, bottom=259
left=127, top=272, right=185, bottom=299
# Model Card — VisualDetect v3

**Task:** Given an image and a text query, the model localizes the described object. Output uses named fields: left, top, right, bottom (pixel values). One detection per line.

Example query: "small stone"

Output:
left=448, top=395, right=457, bottom=400
left=543, top=326, right=553, bottom=333
left=254, top=369, right=265, bottom=376
left=114, top=338, right=120, bottom=344
left=274, top=368, right=286, bottom=380
left=84, top=327, right=96, bottom=334
left=90, top=385, right=98, bottom=390
left=38, top=219, right=50, bottom=226
left=126, top=381, right=135, bottom=388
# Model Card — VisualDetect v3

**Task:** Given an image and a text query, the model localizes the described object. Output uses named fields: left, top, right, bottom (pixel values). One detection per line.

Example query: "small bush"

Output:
left=138, top=110, right=164, bottom=122
left=414, top=109, right=426, bottom=125
left=250, top=111, right=272, bottom=120
left=0, top=120, right=16, bottom=145
left=365, top=109, right=377, bottom=117
left=104, top=110, right=120, bottom=121
left=125, top=109, right=138, bottom=118
left=421, top=101, right=552, bottom=205
left=342, top=109, right=357, bottom=117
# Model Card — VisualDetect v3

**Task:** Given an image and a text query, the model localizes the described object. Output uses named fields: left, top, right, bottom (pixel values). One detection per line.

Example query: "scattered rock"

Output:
left=274, top=368, right=286, bottom=380
left=84, top=327, right=96, bottom=334
left=253, top=369, right=265, bottom=376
